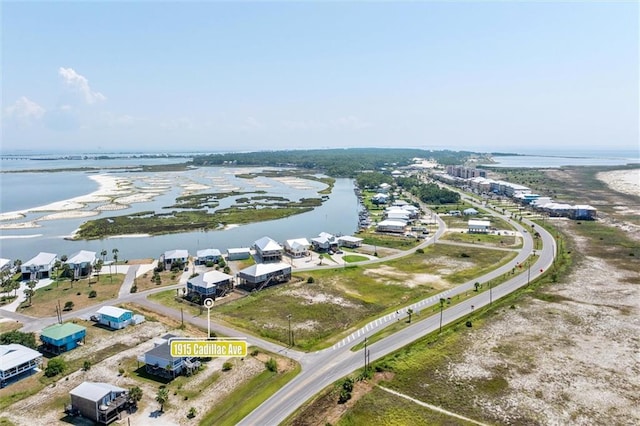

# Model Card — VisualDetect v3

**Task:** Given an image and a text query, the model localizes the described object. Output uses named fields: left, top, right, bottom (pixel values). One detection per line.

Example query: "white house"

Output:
left=162, top=249, right=189, bottom=269
left=254, top=236, right=283, bottom=262
left=227, top=248, right=251, bottom=261
left=0, top=344, right=42, bottom=387
left=0, top=258, right=11, bottom=274
left=65, top=250, right=97, bottom=279
left=338, top=235, right=364, bottom=248
left=284, top=238, right=311, bottom=258
left=376, top=219, right=407, bottom=233
left=311, top=232, right=338, bottom=251
left=468, top=219, right=491, bottom=233
left=196, top=249, right=222, bottom=265
left=21, top=252, right=57, bottom=281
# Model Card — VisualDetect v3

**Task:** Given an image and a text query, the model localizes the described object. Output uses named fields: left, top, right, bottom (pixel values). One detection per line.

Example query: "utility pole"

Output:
left=363, top=337, right=368, bottom=374
left=439, top=298, right=445, bottom=333
left=287, top=314, right=292, bottom=347
left=489, top=280, right=493, bottom=305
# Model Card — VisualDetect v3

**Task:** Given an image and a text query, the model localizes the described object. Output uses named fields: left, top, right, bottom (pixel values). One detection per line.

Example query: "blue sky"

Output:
left=2, top=1, right=638, bottom=154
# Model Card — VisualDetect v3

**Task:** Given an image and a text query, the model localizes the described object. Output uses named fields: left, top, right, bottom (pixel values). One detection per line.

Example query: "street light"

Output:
left=439, top=298, right=445, bottom=333
left=286, top=314, right=292, bottom=347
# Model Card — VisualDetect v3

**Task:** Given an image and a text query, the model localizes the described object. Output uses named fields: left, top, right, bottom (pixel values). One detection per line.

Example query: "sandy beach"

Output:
left=597, top=169, right=640, bottom=197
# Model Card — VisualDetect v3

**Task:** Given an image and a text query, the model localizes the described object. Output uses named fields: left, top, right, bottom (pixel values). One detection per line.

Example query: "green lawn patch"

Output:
left=342, top=255, right=369, bottom=263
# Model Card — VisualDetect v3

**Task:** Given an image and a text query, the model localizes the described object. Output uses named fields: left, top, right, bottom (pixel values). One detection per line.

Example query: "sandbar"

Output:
left=597, top=169, right=640, bottom=197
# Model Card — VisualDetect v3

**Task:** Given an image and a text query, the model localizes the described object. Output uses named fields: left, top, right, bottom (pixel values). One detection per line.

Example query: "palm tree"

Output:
left=94, top=260, right=103, bottom=282
left=25, top=280, right=37, bottom=306
left=474, top=282, right=480, bottom=292
left=100, top=249, right=107, bottom=264
left=156, top=387, right=169, bottom=412
left=128, top=386, right=143, bottom=407
left=111, top=248, right=119, bottom=283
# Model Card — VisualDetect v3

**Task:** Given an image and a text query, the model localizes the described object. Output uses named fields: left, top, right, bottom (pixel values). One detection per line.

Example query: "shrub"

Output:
left=83, top=360, right=91, bottom=371
left=338, top=389, right=351, bottom=404
left=415, top=248, right=424, bottom=254
left=222, top=361, right=233, bottom=371
left=130, top=285, right=137, bottom=293
left=88, top=290, right=97, bottom=298
left=187, top=407, right=197, bottom=419
left=63, top=301, right=74, bottom=311
left=45, top=357, right=67, bottom=377
left=265, top=358, right=277, bottom=372
left=307, top=276, right=315, bottom=284
left=250, top=349, right=259, bottom=357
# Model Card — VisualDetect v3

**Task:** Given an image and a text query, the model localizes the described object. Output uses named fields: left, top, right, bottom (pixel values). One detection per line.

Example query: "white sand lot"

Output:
left=597, top=169, right=640, bottom=197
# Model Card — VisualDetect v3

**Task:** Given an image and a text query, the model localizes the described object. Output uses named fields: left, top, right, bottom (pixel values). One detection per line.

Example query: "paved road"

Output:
left=0, top=195, right=555, bottom=425
left=239, top=214, right=555, bottom=425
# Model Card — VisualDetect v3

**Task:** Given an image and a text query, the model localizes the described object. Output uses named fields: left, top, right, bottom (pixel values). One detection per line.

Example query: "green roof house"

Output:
left=40, top=323, right=86, bottom=354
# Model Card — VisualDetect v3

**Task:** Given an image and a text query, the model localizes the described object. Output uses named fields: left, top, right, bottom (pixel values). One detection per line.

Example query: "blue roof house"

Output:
left=96, top=306, right=133, bottom=330
left=40, top=323, right=86, bottom=354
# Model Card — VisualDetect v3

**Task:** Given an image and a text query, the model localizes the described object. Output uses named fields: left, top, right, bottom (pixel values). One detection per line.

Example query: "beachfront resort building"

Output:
left=21, top=252, right=57, bottom=281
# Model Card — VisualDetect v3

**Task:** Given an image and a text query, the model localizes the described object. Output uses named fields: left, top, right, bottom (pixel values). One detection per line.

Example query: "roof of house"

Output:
left=254, top=236, right=282, bottom=252
left=41, top=323, right=86, bottom=340
left=164, top=249, right=189, bottom=260
left=70, top=382, right=126, bottom=402
left=196, top=249, right=221, bottom=258
left=23, top=252, right=57, bottom=267
left=463, top=208, right=479, bottom=214
left=468, top=219, right=491, bottom=227
left=284, top=238, right=310, bottom=250
left=0, top=344, right=42, bottom=372
left=377, top=219, right=407, bottom=227
left=338, top=235, right=363, bottom=243
left=189, top=270, right=233, bottom=289
left=227, top=247, right=251, bottom=254
left=145, top=334, right=180, bottom=361
left=96, top=306, right=131, bottom=318
left=0, top=258, right=10, bottom=270
left=239, top=262, right=291, bottom=277
left=66, top=250, right=96, bottom=265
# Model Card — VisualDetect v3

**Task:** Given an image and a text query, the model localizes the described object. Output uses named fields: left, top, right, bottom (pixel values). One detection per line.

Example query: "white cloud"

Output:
left=58, top=67, right=106, bottom=104
left=4, top=96, right=46, bottom=123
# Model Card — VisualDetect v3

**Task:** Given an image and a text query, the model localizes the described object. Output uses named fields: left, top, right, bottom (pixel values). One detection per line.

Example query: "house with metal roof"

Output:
left=69, top=382, right=129, bottom=424
left=227, top=247, right=252, bottom=261
left=468, top=219, right=491, bottom=233
left=40, top=322, right=86, bottom=354
left=254, top=236, right=283, bottom=262
left=95, top=306, right=133, bottom=330
left=311, top=232, right=338, bottom=251
left=0, top=344, right=42, bottom=388
left=65, top=250, right=96, bottom=279
left=0, top=258, right=11, bottom=274
left=187, top=270, right=233, bottom=301
left=196, top=248, right=222, bottom=265
left=284, top=238, right=311, bottom=258
left=237, top=262, right=291, bottom=290
left=21, top=252, right=57, bottom=281
left=376, top=219, right=407, bottom=233
left=139, top=334, right=200, bottom=379
left=338, top=235, right=364, bottom=248
left=161, top=249, right=189, bottom=269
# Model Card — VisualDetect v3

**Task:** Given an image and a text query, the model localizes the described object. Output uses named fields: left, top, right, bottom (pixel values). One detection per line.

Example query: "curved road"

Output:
left=0, top=196, right=555, bottom=425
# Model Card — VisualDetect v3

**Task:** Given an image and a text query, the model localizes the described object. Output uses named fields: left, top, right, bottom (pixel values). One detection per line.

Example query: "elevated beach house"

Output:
left=0, top=343, right=42, bottom=388
left=21, top=252, right=57, bottom=281
left=186, top=270, right=233, bottom=302
left=254, top=236, right=283, bottom=262
left=161, top=249, right=189, bottom=270
left=468, top=219, right=491, bottom=233
left=338, top=235, right=364, bottom=248
left=237, top=262, right=291, bottom=290
left=284, top=238, right=311, bottom=258
left=69, top=381, right=129, bottom=425
left=40, top=322, right=86, bottom=354
left=195, top=248, right=222, bottom=265
left=139, top=334, right=200, bottom=379
left=95, top=306, right=133, bottom=330
left=311, top=232, right=338, bottom=252
left=65, top=250, right=97, bottom=279
left=227, top=247, right=251, bottom=261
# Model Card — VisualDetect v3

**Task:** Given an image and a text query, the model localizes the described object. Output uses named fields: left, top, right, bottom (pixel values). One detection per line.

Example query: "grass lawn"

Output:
left=199, top=360, right=301, bottom=426
left=0, top=321, right=22, bottom=333
left=18, top=275, right=123, bottom=317
left=441, top=231, right=522, bottom=248
left=147, top=289, right=204, bottom=318
left=342, top=255, right=369, bottom=263
left=211, top=244, right=515, bottom=351
left=135, top=269, right=183, bottom=293
left=355, top=231, right=422, bottom=250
